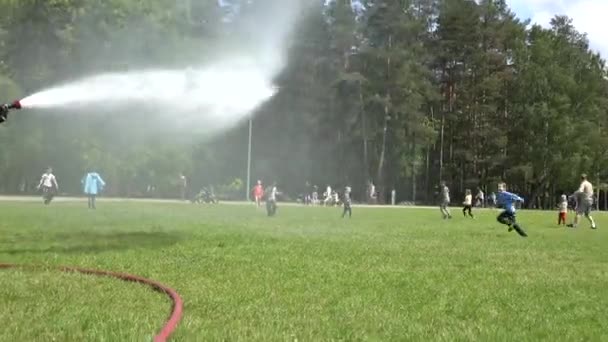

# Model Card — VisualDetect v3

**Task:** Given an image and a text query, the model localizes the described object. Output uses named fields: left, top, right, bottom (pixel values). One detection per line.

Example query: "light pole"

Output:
left=246, top=117, right=252, bottom=201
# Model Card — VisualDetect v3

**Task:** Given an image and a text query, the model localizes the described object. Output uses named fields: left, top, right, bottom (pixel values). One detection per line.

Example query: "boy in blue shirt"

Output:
left=496, top=182, right=527, bottom=237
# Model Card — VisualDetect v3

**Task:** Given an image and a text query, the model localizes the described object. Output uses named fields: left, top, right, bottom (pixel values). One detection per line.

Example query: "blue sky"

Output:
left=508, top=0, right=608, bottom=56
left=217, top=0, right=607, bottom=57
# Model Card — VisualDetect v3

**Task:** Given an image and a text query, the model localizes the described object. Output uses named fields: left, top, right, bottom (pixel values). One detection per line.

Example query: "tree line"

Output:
left=1, top=0, right=607, bottom=209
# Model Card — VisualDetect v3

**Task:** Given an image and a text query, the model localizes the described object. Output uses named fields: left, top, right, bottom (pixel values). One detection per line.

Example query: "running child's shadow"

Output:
left=0, top=230, right=183, bottom=255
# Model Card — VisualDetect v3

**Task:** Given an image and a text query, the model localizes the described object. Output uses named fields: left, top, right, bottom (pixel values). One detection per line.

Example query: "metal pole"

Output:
left=246, top=117, right=252, bottom=201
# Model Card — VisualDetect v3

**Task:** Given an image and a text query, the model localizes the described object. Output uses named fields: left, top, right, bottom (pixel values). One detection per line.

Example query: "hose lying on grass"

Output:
left=0, top=263, right=183, bottom=342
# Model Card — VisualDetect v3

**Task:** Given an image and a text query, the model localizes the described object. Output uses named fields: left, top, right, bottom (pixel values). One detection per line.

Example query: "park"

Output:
left=2, top=0, right=608, bottom=340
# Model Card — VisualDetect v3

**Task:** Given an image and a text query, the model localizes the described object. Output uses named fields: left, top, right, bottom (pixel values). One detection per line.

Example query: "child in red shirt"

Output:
left=252, top=180, right=264, bottom=207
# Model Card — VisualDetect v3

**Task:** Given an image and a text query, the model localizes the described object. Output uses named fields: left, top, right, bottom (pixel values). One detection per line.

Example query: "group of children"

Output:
left=251, top=180, right=280, bottom=217
left=440, top=173, right=599, bottom=238
left=251, top=180, right=353, bottom=218
left=34, top=167, right=106, bottom=209
left=440, top=181, right=527, bottom=237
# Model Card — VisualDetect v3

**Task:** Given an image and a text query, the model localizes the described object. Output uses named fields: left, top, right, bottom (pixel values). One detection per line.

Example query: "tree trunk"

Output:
left=439, top=114, right=445, bottom=182
left=376, top=34, right=392, bottom=204
left=359, top=80, right=369, bottom=186
left=376, top=105, right=389, bottom=204
left=411, top=136, right=417, bottom=204
left=527, top=175, right=549, bottom=209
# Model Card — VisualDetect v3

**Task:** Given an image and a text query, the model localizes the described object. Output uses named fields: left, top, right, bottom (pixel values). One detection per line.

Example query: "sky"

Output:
left=217, top=0, right=607, bottom=58
left=508, top=0, right=608, bottom=56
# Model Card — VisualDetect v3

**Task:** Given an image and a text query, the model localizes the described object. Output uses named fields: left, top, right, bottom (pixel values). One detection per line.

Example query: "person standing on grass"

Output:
left=462, top=189, right=474, bottom=218
left=489, top=192, right=497, bottom=208
left=179, top=173, right=188, bottom=201
left=266, top=182, right=279, bottom=217
left=496, top=182, right=527, bottom=237
left=439, top=181, right=452, bottom=219
left=568, top=174, right=597, bottom=229
left=342, top=186, right=352, bottom=218
left=558, top=194, right=568, bottom=226
left=324, top=185, right=333, bottom=206
left=368, top=181, right=377, bottom=204
left=476, top=187, right=485, bottom=208
left=252, top=180, right=264, bottom=207
left=82, top=170, right=106, bottom=209
left=37, top=167, right=59, bottom=205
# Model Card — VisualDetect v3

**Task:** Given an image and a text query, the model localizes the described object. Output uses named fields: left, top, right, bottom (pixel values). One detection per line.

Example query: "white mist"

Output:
left=20, top=58, right=277, bottom=131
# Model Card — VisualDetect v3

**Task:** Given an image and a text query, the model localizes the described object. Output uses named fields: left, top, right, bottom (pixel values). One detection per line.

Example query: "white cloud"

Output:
left=510, top=0, right=608, bottom=57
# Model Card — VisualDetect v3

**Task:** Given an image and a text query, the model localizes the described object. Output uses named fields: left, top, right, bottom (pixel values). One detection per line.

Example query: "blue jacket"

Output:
left=496, top=191, right=524, bottom=213
left=82, top=172, right=106, bottom=195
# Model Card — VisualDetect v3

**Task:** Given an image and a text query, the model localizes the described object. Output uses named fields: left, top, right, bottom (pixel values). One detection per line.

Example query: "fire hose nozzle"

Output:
left=0, top=100, right=22, bottom=123
left=9, top=100, right=21, bottom=109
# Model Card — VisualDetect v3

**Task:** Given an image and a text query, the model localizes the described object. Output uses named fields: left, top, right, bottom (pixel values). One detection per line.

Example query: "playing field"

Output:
left=1, top=201, right=607, bottom=341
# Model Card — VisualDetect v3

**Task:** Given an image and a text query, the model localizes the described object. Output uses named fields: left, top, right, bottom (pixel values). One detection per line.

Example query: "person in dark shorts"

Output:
left=342, top=186, right=352, bottom=218
left=462, top=189, right=474, bottom=218
left=496, top=182, right=527, bottom=237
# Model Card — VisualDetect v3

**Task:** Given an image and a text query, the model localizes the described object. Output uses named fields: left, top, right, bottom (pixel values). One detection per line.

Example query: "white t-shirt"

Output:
left=464, top=194, right=472, bottom=206
left=40, top=173, right=57, bottom=188
left=578, top=180, right=593, bottom=201
left=559, top=201, right=568, bottom=213
left=268, top=187, right=277, bottom=201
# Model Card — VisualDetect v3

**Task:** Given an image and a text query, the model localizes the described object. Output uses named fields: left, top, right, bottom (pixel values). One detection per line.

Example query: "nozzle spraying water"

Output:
left=0, top=100, right=22, bottom=123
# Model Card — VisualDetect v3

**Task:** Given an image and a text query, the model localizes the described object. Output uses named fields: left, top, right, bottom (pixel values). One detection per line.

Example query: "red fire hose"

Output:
left=0, top=263, right=183, bottom=342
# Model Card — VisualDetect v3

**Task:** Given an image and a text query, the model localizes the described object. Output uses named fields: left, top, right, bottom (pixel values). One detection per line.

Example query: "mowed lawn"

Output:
left=1, top=201, right=608, bottom=341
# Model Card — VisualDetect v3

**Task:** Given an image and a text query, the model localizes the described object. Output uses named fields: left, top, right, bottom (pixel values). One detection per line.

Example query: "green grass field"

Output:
left=1, top=201, right=608, bottom=341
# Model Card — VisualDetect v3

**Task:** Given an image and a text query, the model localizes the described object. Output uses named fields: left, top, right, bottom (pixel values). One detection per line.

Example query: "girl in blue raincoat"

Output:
left=82, top=170, right=106, bottom=209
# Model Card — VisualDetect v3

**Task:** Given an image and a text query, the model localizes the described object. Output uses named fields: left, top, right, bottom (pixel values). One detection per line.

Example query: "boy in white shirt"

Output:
left=37, top=167, right=59, bottom=205
left=439, top=182, right=452, bottom=219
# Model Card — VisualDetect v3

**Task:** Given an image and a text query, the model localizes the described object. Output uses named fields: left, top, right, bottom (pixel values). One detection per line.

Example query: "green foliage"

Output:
left=0, top=0, right=607, bottom=207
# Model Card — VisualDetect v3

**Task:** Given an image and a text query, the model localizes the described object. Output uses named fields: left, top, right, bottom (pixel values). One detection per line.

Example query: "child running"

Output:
left=558, top=194, right=568, bottom=226
left=462, top=189, right=474, bottom=218
left=37, top=167, right=59, bottom=205
left=496, top=182, right=527, bottom=237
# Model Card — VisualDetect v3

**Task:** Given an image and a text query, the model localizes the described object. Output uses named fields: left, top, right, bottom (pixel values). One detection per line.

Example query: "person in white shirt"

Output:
left=462, top=189, right=474, bottom=218
left=311, top=185, right=319, bottom=205
left=37, top=167, right=59, bottom=205
left=558, top=194, right=568, bottom=226
left=476, top=188, right=485, bottom=208
left=368, top=182, right=377, bottom=204
left=265, top=182, right=280, bottom=216
left=324, top=185, right=332, bottom=206
left=439, top=181, right=452, bottom=219
left=568, top=174, right=597, bottom=229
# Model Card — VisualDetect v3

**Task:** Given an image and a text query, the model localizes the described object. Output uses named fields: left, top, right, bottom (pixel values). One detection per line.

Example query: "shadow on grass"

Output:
left=0, top=231, right=183, bottom=255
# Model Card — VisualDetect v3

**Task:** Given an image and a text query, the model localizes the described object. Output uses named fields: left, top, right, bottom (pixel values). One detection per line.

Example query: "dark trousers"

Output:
left=497, top=210, right=516, bottom=225
left=266, top=200, right=277, bottom=216
left=497, top=210, right=527, bottom=237
left=42, top=186, right=54, bottom=205
left=462, top=205, right=473, bottom=218
left=342, top=203, right=352, bottom=218
left=88, top=195, right=97, bottom=209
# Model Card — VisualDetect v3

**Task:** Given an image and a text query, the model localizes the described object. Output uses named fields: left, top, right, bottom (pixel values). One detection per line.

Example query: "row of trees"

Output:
left=1, top=0, right=607, bottom=208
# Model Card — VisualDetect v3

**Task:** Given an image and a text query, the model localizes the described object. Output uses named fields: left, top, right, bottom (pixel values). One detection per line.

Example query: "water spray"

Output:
left=0, top=100, right=22, bottom=123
